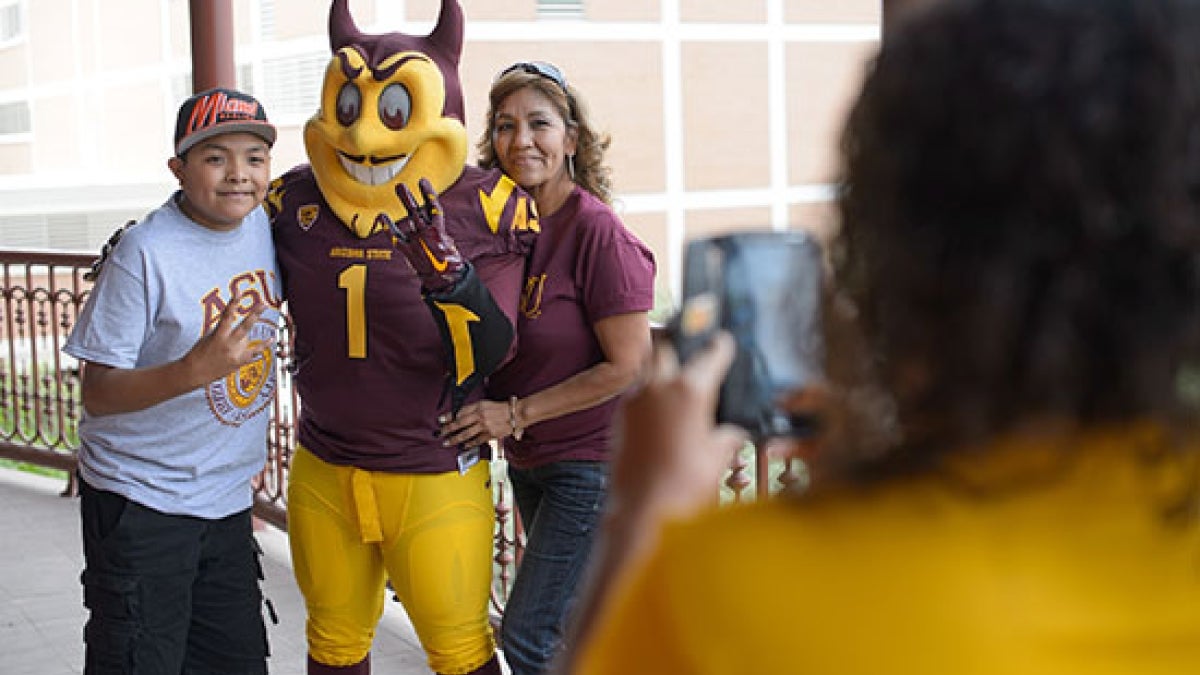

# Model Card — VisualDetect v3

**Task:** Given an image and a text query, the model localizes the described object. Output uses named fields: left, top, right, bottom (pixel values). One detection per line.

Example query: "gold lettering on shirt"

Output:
left=512, top=196, right=540, bottom=234
left=328, top=247, right=392, bottom=260
left=479, top=174, right=517, bottom=234
left=521, top=274, right=546, bottom=320
left=198, top=269, right=280, bottom=332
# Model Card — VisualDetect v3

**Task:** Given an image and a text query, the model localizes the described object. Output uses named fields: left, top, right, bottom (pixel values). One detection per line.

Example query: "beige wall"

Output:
left=31, top=94, right=83, bottom=172
left=99, top=0, right=163, bottom=71
left=681, top=1, right=766, bottom=23
left=406, top=0, right=472, bottom=22
left=168, top=0, right=191, bottom=61
left=0, top=41, right=24, bottom=88
left=265, top=0, right=380, bottom=38
left=269, top=2, right=340, bottom=40
left=568, top=42, right=666, bottom=195
left=457, top=0, right=663, bottom=22
left=0, top=143, right=32, bottom=173
left=786, top=41, right=874, bottom=185
left=98, top=83, right=171, bottom=176
left=27, top=0, right=67, bottom=86
left=462, top=0, right=538, bottom=22
left=270, top=122, right=311, bottom=176
left=461, top=40, right=667, bottom=194
left=787, top=0, right=880, bottom=23
left=587, top=1, right=658, bottom=22
left=681, top=42, right=771, bottom=191
left=619, top=210, right=675, bottom=312
left=684, top=207, right=774, bottom=242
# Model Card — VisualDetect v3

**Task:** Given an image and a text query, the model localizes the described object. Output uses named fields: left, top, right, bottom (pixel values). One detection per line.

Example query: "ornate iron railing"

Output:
left=0, top=246, right=793, bottom=613
left=0, top=250, right=91, bottom=482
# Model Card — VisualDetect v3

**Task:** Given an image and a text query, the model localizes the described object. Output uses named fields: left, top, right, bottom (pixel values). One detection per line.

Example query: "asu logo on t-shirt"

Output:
left=197, top=271, right=283, bottom=427
left=206, top=318, right=278, bottom=427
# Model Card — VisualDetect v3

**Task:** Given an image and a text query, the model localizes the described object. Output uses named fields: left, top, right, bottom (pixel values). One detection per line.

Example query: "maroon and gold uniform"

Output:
left=277, top=3, right=537, bottom=672
left=268, top=164, right=534, bottom=474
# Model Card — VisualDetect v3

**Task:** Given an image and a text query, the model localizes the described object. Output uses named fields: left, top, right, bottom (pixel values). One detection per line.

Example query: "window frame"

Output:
left=0, top=0, right=26, bottom=49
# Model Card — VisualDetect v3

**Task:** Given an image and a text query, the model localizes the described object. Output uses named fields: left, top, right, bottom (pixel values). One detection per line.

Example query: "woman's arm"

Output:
left=440, top=310, right=652, bottom=447
left=557, top=332, right=746, bottom=672
left=81, top=297, right=268, bottom=416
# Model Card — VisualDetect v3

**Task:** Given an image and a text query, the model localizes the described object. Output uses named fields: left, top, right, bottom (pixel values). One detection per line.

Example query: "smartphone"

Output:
left=670, top=231, right=823, bottom=438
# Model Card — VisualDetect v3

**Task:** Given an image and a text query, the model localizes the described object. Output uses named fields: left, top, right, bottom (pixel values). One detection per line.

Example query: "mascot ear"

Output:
left=329, top=0, right=364, bottom=52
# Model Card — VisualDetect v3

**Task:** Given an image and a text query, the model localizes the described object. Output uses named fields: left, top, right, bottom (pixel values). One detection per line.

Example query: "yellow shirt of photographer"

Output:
left=577, top=424, right=1200, bottom=675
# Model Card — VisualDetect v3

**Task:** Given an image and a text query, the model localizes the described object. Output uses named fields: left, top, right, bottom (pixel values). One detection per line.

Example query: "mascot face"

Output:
left=307, top=0, right=468, bottom=238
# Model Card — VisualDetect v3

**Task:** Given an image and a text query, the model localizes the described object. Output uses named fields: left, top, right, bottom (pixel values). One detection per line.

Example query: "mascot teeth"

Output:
left=339, top=155, right=410, bottom=186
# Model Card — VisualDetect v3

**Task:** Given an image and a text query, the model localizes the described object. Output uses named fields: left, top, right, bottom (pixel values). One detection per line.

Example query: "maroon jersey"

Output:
left=488, top=186, right=656, bottom=469
left=268, top=164, right=537, bottom=472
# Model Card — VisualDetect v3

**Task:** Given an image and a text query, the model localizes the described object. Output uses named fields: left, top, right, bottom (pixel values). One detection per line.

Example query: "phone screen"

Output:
left=673, top=231, right=823, bottom=438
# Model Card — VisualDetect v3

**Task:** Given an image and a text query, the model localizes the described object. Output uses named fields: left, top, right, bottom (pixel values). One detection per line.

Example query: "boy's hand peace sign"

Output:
left=182, top=293, right=272, bottom=386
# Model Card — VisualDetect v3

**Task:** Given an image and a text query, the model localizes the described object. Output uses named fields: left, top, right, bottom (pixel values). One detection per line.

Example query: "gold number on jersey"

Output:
left=338, top=264, right=367, bottom=359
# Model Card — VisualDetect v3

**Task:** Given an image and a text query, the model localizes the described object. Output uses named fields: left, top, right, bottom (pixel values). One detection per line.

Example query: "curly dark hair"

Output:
left=476, top=66, right=613, bottom=205
left=829, top=0, right=1200, bottom=471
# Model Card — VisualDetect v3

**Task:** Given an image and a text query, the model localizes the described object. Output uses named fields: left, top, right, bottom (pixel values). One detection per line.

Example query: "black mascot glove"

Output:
left=388, top=177, right=467, bottom=294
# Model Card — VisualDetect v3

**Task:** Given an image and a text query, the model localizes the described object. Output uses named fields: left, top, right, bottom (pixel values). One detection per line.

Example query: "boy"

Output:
left=64, top=87, right=282, bottom=674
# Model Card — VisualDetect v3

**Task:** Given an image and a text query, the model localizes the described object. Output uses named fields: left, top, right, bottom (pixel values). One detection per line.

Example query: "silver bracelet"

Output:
left=508, top=396, right=524, bottom=441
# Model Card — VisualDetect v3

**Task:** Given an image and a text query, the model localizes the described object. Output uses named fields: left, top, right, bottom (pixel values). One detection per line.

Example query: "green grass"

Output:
left=0, top=458, right=69, bottom=480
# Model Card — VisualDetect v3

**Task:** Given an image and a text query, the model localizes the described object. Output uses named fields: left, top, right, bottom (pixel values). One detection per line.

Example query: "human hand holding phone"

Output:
left=669, top=231, right=824, bottom=439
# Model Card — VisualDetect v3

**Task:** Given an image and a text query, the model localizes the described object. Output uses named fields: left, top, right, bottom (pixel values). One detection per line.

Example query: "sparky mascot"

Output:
left=265, top=1, right=537, bottom=673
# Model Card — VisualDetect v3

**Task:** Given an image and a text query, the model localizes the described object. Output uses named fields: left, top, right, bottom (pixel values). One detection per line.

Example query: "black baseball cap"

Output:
left=174, top=87, right=277, bottom=157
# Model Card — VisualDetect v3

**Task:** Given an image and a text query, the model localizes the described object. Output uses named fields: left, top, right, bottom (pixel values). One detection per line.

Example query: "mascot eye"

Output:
left=378, top=83, right=412, bottom=130
left=336, top=82, right=362, bottom=127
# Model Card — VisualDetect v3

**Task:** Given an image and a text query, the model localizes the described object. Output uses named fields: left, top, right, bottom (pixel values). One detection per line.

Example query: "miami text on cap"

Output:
left=174, top=88, right=277, bottom=157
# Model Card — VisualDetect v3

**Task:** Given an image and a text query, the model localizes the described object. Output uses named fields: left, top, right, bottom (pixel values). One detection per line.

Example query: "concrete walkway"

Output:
left=0, top=466, right=434, bottom=674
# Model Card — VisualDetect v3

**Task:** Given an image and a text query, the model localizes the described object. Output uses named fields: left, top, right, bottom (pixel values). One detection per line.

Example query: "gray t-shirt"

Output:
left=64, top=193, right=282, bottom=518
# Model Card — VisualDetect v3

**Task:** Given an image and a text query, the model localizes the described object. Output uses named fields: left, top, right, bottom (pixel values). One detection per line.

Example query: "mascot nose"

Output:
left=344, top=124, right=379, bottom=153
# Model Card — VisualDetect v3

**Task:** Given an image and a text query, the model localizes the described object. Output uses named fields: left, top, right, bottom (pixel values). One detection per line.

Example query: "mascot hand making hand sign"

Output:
left=266, top=1, right=537, bottom=673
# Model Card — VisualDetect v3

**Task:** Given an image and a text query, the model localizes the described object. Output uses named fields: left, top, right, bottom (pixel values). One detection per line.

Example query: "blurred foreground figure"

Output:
left=564, top=0, right=1200, bottom=672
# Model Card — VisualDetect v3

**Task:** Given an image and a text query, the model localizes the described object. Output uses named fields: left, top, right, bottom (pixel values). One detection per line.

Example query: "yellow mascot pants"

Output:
left=287, top=445, right=496, bottom=674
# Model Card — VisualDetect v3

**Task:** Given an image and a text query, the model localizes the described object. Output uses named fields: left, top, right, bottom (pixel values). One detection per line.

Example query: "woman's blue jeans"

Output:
left=500, top=460, right=608, bottom=675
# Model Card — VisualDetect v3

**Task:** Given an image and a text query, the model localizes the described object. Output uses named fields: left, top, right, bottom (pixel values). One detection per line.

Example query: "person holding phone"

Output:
left=440, top=60, right=656, bottom=674
left=562, top=0, right=1200, bottom=672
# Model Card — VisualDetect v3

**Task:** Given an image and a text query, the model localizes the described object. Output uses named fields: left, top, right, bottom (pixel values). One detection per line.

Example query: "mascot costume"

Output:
left=265, top=1, right=537, bottom=673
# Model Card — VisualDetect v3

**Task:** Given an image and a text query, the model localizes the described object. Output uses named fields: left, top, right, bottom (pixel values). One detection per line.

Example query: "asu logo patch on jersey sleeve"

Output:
left=298, top=205, right=320, bottom=231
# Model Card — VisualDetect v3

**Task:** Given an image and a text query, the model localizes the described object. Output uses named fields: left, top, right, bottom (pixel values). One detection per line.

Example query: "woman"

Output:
left=564, top=0, right=1200, bottom=672
left=441, top=60, right=656, bottom=674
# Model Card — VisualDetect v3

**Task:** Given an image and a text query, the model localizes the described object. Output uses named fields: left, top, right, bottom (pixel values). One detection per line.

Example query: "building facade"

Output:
left=0, top=0, right=880, bottom=302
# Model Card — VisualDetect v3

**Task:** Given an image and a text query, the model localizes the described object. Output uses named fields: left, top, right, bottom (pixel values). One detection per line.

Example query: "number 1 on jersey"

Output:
left=338, top=264, right=367, bottom=359
left=338, top=262, right=484, bottom=368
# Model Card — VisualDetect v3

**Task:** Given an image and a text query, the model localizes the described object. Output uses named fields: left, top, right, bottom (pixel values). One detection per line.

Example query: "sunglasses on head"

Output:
left=498, top=61, right=569, bottom=92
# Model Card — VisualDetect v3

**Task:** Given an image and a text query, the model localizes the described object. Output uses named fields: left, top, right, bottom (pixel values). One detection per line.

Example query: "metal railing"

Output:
left=0, top=249, right=91, bottom=480
left=0, top=246, right=793, bottom=612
